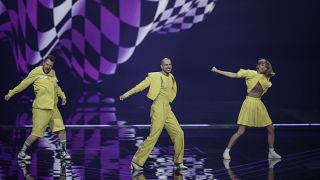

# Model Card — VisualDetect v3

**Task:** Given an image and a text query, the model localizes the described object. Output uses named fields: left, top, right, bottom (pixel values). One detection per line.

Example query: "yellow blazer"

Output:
left=8, top=66, right=66, bottom=110
left=237, top=69, right=272, bottom=95
left=123, top=72, right=177, bottom=102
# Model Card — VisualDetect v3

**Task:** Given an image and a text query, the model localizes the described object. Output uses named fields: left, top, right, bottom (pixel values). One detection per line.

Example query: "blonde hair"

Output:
left=256, top=58, right=275, bottom=77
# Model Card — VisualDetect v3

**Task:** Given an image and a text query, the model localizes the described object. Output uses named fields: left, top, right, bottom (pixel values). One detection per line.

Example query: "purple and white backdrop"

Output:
left=0, top=0, right=215, bottom=82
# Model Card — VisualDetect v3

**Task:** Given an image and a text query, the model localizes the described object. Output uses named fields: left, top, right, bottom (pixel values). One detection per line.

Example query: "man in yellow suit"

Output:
left=120, top=58, right=187, bottom=172
left=4, top=55, right=71, bottom=160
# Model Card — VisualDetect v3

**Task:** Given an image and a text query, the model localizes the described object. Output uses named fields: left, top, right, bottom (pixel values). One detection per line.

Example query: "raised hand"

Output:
left=211, top=66, right=218, bottom=72
left=119, top=95, right=126, bottom=101
left=4, top=94, right=11, bottom=101
left=61, top=99, right=67, bottom=106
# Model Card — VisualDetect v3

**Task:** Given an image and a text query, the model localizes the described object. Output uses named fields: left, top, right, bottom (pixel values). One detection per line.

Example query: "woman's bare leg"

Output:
left=223, top=125, right=246, bottom=159
left=266, top=124, right=281, bottom=159
left=266, top=124, right=275, bottom=148
left=227, top=125, right=246, bottom=149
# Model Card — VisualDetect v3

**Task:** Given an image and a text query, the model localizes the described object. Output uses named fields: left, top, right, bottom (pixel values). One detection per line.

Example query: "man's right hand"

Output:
left=119, top=95, right=126, bottom=101
left=4, top=94, right=11, bottom=101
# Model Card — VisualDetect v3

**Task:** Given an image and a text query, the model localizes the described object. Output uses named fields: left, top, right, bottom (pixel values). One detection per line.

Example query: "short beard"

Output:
left=43, top=68, right=50, bottom=74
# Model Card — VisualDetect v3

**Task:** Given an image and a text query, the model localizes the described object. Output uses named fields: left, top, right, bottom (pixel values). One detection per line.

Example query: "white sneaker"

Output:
left=174, top=163, right=188, bottom=170
left=131, top=162, right=143, bottom=171
left=268, top=151, right=281, bottom=159
left=131, top=170, right=143, bottom=177
left=223, top=159, right=231, bottom=169
left=18, top=152, right=31, bottom=160
left=223, top=150, right=231, bottom=160
left=268, top=158, right=281, bottom=168
left=61, top=151, right=72, bottom=160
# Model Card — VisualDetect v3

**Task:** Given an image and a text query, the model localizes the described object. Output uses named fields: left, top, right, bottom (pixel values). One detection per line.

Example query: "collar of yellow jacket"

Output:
left=33, top=66, right=55, bottom=77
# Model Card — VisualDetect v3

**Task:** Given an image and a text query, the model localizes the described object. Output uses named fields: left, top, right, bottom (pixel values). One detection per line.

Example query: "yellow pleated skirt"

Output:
left=237, top=96, right=272, bottom=127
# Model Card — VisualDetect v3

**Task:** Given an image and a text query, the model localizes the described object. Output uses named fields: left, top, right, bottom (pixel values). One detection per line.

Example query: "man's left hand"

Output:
left=61, top=99, right=67, bottom=106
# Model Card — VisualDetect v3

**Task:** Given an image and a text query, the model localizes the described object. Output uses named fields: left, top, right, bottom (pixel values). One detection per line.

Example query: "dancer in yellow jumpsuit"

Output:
left=4, top=55, right=71, bottom=160
left=211, top=59, right=281, bottom=160
left=120, top=58, right=187, bottom=172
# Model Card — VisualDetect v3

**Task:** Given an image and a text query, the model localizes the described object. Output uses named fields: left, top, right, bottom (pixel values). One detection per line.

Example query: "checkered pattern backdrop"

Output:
left=0, top=0, right=216, bottom=83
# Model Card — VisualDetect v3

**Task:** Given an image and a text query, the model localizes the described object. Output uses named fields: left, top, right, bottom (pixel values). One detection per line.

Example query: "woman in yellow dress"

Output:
left=211, top=59, right=281, bottom=160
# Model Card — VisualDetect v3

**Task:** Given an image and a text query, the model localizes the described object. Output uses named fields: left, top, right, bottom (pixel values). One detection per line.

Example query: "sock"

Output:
left=269, top=148, right=274, bottom=152
left=61, top=140, right=67, bottom=152
left=225, top=148, right=230, bottom=152
left=20, top=142, right=30, bottom=154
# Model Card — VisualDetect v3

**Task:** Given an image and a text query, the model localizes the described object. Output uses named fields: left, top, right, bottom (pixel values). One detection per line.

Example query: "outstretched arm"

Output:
left=4, top=71, right=37, bottom=101
left=211, top=67, right=239, bottom=78
left=120, top=74, right=152, bottom=101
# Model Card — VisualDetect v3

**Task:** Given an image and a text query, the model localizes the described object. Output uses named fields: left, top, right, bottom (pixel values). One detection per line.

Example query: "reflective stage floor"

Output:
left=0, top=126, right=319, bottom=179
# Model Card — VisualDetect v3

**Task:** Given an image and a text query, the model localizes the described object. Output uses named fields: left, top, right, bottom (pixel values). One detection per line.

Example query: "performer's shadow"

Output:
left=18, top=159, right=34, bottom=180
left=223, top=159, right=282, bottom=180
left=18, top=158, right=72, bottom=180
left=131, top=170, right=185, bottom=180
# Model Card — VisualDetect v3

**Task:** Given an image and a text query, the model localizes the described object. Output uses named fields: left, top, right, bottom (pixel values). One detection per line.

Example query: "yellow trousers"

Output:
left=132, top=96, right=184, bottom=166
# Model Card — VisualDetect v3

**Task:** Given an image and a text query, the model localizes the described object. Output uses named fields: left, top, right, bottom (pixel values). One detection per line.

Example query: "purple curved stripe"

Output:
left=0, top=0, right=216, bottom=83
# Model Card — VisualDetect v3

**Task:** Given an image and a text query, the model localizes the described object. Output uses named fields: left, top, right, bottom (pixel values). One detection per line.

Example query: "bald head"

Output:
left=161, top=58, right=171, bottom=65
left=160, top=58, right=172, bottom=75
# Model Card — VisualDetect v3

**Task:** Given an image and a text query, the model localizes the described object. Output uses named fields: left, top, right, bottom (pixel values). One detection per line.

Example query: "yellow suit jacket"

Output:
left=123, top=72, right=177, bottom=102
left=8, top=66, right=66, bottom=110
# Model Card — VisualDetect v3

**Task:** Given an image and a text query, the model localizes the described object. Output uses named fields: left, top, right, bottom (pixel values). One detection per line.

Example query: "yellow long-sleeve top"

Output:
left=158, top=73, right=173, bottom=99
left=123, top=72, right=177, bottom=102
left=8, top=66, right=66, bottom=110
left=237, top=69, right=272, bottom=95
